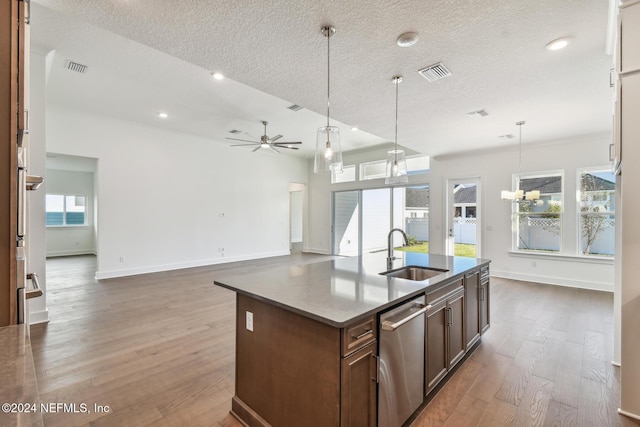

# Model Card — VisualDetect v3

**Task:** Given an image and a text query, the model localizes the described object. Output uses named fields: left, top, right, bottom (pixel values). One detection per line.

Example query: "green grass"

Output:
left=395, top=242, right=477, bottom=258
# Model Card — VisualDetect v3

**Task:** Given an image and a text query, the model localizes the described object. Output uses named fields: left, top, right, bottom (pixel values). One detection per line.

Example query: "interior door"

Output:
left=446, top=178, right=481, bottom=258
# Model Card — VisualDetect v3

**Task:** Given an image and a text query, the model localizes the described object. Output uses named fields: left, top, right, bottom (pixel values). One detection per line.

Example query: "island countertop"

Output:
left=213, top=252, right=490, bottom=328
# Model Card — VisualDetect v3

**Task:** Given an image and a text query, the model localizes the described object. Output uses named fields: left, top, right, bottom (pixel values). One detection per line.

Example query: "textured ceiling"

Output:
left=31, top=0, right=613, bottom=159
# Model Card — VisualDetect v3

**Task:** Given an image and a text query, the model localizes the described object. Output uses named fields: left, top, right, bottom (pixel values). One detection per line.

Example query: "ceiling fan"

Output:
left=227, top=121, right=302, bottom=153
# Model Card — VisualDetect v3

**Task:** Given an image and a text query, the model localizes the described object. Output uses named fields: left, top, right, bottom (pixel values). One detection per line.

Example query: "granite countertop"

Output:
left=0, top=325, right=43, bottom=427
left=214, top=251, right=490, bottom=327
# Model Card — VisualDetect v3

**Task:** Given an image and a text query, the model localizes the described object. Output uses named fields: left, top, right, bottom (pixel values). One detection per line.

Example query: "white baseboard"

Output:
left=29, top=308, right=49, bottom=325
left=618, top=408, right=640, bottom=421
left=94, top=250, right=291, bottom=280
left=491, top=270, right=613, bottom=292
left=47, top=249, right=97, bottom=257
left=303, top=247, right=331, bottom=255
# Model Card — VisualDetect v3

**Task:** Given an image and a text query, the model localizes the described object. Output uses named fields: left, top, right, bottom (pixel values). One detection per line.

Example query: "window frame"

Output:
left=46, top=193, right=88, bottom=227
left=576, top=166, right=615, bottom=258
left=511, top=170, right=564, bottom=254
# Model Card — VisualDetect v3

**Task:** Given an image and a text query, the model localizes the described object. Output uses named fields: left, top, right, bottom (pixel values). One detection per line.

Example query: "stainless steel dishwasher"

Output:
left=378, top=296, right=428, bottom=427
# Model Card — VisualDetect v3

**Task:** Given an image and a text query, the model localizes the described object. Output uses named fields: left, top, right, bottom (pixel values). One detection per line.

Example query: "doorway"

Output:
left=446, top=178, right=481, bottom=258
left=289, top=183, right=305, bottom=253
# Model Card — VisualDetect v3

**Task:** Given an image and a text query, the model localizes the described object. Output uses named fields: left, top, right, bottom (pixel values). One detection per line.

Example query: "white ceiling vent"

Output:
left=229, top=129, right=242, bottom=134
left=417, top=62, right=451, bottom=82
left=467, top=109, right=489, bottom=118
left=64, top=60, right=88, bottom=74
left=499, top=134, right=515, bottom=139
left=287, top=104, right=303, bottom=111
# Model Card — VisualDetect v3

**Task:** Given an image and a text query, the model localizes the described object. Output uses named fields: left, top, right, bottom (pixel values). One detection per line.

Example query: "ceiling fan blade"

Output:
left=270, top=134, right=283, bottom=142
left=273, top=141, right=302, bottom=145
left=278, top=146, right=300, bottom=150
left=226, top=137, right=258, bottom=143
left=231, top=143, right=260, bottom=147
left=252, top=146, right=261, bottom=152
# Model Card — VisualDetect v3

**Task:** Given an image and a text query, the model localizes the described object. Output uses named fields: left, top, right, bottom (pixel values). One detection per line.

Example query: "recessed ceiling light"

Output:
left=397, top=32, right=419, bottom=47
left=546, top=37, right=571, bottom=51
left=211, top=72, right=225, bottom=80
left=157, top=112, right=168, bottom=119
left=351, top=126, right=359, bottom=131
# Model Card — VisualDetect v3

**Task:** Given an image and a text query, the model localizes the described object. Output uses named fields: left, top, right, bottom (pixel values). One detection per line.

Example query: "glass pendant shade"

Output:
left=385, top=149, right=408, bottom=184
left=314, top=125, right=343, bottom=173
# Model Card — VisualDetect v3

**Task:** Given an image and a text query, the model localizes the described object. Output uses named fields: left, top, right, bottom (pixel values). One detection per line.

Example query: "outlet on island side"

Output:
left=246, top=311, right=254, bottom=332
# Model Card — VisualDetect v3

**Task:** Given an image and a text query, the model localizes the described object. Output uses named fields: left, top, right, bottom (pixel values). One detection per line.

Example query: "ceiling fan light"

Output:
left=314, top=125, right=343, bottom=173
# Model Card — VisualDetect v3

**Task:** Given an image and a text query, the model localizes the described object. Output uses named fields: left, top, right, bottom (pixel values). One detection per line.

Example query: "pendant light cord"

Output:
left=517, top=121, right=524, bottom=191
left=326, top=28, right=331, bottom=129
left=394, top=78, right=399, bottom=162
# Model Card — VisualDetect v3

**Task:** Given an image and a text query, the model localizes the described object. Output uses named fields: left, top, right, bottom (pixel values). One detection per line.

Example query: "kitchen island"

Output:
left=213, top=252, right=490, bottom=426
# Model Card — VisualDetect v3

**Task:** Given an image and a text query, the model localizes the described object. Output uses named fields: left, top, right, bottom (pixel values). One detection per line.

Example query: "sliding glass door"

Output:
left=333, top=185, right=429, bottom=256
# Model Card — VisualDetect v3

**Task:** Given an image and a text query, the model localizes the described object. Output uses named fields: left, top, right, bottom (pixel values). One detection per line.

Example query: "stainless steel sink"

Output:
left=381, top=266, right=449, bottom=281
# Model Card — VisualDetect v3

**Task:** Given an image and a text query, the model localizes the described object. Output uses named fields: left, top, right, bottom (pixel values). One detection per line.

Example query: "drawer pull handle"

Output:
left=354, top=329, right=373, bottom=340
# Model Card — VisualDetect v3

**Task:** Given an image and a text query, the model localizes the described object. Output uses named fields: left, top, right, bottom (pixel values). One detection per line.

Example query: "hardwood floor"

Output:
left=30, top=255, right=638, bottom=427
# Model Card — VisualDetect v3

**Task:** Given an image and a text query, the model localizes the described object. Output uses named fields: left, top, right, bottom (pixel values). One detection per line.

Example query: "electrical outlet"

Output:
left=119, top=256, right=125, bottom=263
left=531, top=261, right=537, bottom=267
left=246, top=311, right=254, bottom=332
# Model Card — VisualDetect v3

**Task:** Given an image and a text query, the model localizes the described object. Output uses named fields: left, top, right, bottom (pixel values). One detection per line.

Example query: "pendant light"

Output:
left=385, top=76, right=408, bottom=184
left=500, top=121, right=540, bottom=201
left=314, top=26, right=343, bottom=174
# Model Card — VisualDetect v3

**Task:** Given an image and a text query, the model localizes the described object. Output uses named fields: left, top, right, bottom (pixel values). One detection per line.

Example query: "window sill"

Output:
left=509, top=251, right=614, bottom=264
left=46, top=225, right=89, bottom=229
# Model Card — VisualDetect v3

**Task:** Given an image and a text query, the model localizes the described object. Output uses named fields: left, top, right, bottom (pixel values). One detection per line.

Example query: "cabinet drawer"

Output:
left=342, top=316, right=376, bottom=356
left=426, top=278, right=463, bottom=304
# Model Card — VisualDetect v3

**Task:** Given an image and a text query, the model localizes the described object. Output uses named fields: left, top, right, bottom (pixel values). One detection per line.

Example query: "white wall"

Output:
left=45, top=168, right=96, bottom=256
left=47, top=106, right=309, bottom=279
left=432, top=134, right=613, bottom=291
left=308, top=134, right=615, bottom=291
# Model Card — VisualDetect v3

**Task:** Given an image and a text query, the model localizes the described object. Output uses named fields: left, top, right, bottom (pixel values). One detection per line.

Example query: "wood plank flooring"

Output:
left=30, top=255, right=638, bottom=427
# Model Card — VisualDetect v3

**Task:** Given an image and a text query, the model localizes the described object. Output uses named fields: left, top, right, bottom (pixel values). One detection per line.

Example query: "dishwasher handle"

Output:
left=381, top=304, right=431, bottom=331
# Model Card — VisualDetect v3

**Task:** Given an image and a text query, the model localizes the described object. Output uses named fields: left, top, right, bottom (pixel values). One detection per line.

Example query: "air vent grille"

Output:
left=287, top=104, right=303, bottom=111
left=64, top=60, right=88, bottom=74
left=417, top=62, right=451, bottom=82
left=229, top=129, right=242, bottom=134
left=499, top=134, right=515, bottom=140
left=467, top=109, right=489, bottom=118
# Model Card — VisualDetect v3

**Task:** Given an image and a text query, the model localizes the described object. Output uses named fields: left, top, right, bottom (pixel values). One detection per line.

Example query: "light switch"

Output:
left=246, top=311, right=254, bottom=332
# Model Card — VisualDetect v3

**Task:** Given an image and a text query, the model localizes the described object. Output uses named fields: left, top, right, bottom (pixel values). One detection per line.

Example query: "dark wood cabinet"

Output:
left=340, top=342, right=377, bottom=427
left=425, top=298, right=447, bottom=391
left=425, top=281, right=466, bottom=394
left=447, top=288, right=465, bottom=368
left=479, top=266, right=490, bottom=334
left=464, top=270, right=480, bottom=350
left=232, top=294, right=377, bottom=427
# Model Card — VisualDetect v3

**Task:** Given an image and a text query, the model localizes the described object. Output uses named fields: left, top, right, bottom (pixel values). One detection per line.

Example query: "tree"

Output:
left=580, top=174, right=613, bottom=255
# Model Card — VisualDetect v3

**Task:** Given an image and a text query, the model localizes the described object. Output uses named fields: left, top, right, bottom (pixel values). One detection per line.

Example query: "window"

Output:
left=359, top=155, right=430, bottom=181
left=331, top=164, right=356, bottom=184
left=46, top=194, right=87, bottom=226
left=578, top=168, right=615, bottom=257
left=360, top=160, right=386, bottom=181
left=514, top=172, right=562, bottom=253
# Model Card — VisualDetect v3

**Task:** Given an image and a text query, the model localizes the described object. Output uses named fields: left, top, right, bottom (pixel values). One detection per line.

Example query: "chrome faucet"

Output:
left=387, top=228, right=409, bottom=270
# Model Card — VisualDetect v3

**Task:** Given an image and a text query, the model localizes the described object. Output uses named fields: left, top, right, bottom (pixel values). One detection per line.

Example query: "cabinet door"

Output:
left=620, top=1, right=640, bottom=74
left=447, top=289, right=466, bottom=369
left=479, top=279, right=490, bottom=334
left=425, top=299, right=447, bottom=393
left=341, top=342, right=377, bottom=427
left=464, top=271, right=480, bottom=350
